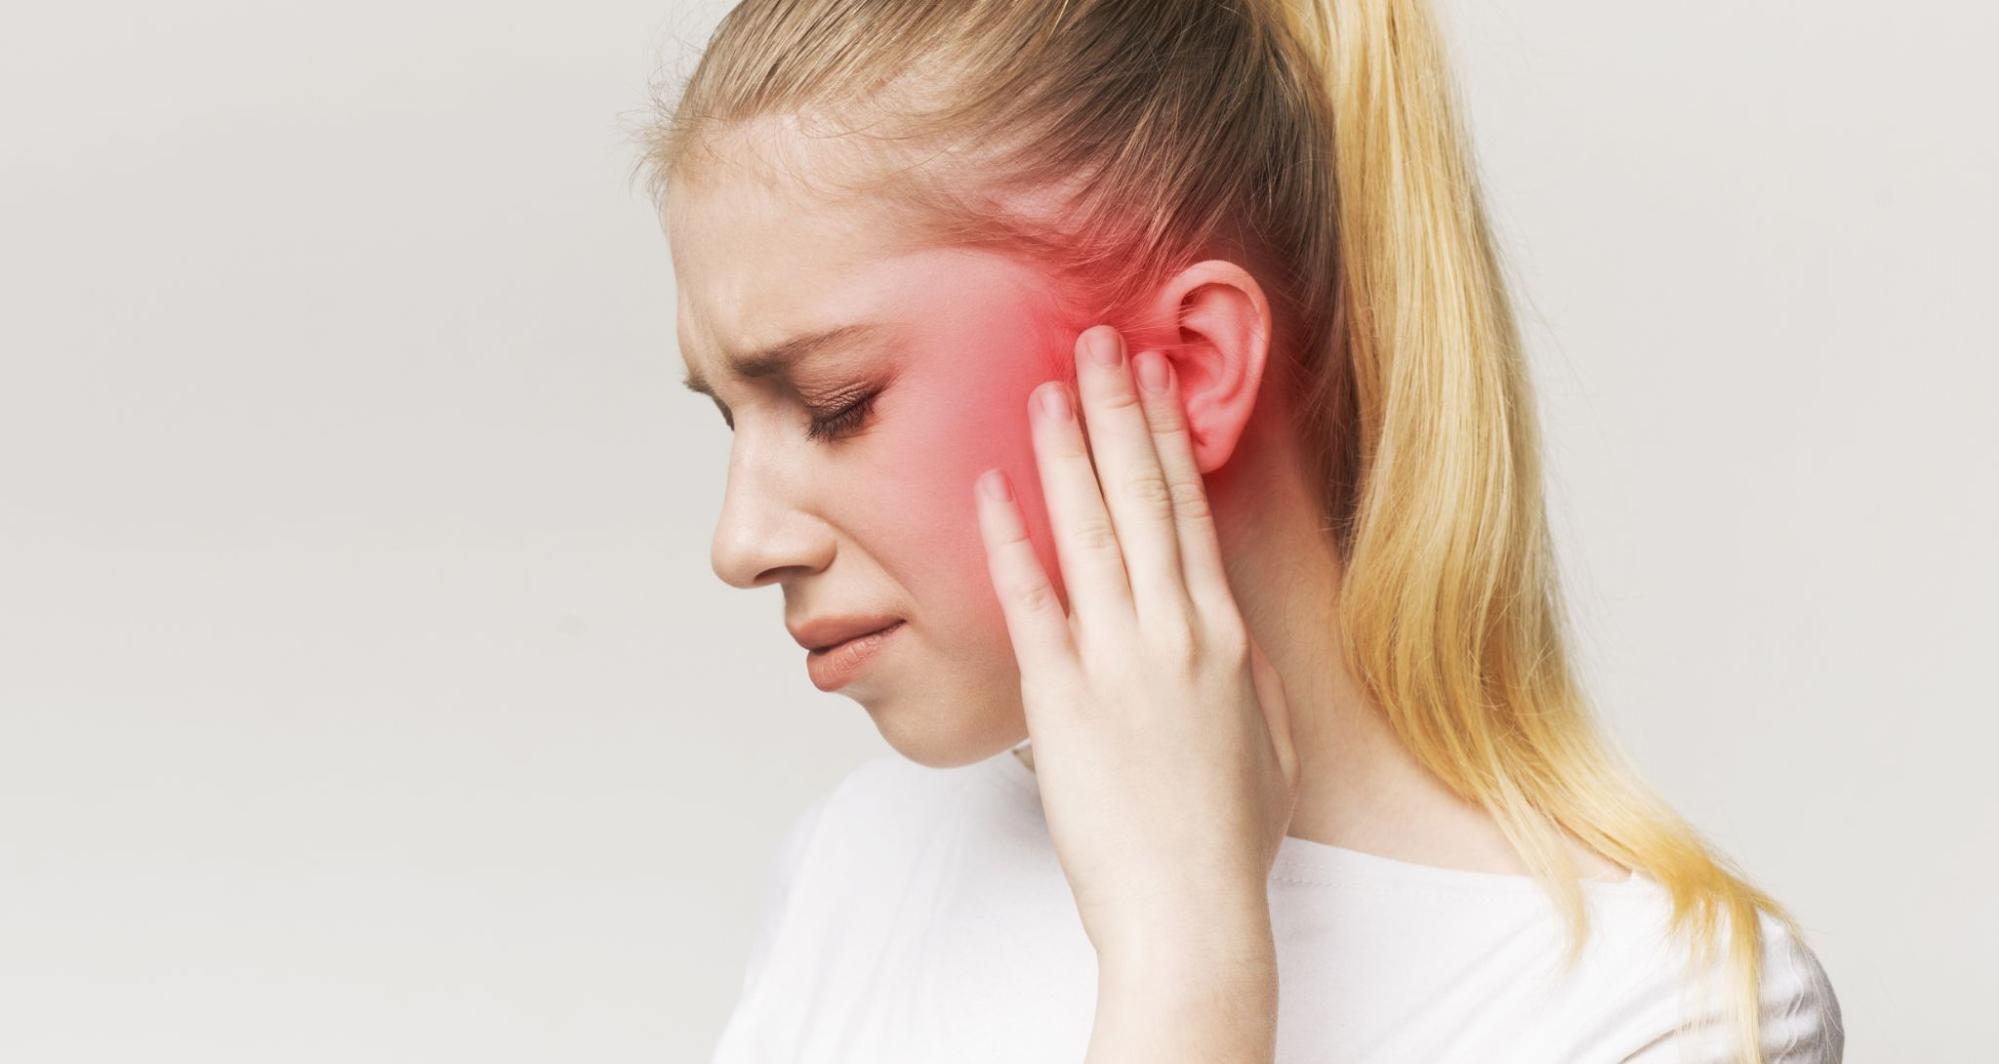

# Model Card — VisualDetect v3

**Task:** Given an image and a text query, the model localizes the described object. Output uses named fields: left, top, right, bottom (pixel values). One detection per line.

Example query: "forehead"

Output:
left=666, top=119, right=918, bottom=365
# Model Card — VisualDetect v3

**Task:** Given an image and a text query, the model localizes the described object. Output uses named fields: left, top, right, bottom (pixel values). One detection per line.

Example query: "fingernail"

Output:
left=1087, top=328, right=1123, bottom=368
left=1136, top=351, right=1171, bottom=394
left=979, top=468, right=1012, bottom=501
left=1036, top=382, right=1072, bottom=422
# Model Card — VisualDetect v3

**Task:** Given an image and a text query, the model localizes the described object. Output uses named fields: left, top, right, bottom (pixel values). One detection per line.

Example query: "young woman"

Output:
left=643, top=0, right=1843, bottom=1061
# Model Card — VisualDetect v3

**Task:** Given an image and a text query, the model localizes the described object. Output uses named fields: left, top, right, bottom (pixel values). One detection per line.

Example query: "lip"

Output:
left=803, top=620, right=906, bottom=692
left=788, top=614, right=904, bottom=653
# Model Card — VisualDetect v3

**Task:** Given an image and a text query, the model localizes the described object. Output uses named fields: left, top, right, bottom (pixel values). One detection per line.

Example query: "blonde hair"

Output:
left=640, top=0, right=1817, bottom=1058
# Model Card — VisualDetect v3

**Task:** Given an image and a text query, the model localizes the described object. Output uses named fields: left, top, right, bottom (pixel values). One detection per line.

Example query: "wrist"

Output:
left=1093, top=890, right=1275, bottom=972
left=1091, top=923, right=1278, bottom=1064
left=1097, top=925, right=1277, bottom=997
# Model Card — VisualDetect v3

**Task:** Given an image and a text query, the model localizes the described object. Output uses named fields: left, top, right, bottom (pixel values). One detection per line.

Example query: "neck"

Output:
left=1193, top=408, right=1534, bottom=874
left=1014, top=391, right=1625, bottom=879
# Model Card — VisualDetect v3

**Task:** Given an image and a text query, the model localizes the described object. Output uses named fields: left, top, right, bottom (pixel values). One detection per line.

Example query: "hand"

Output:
left=972, top=323, right=1301, bottom=967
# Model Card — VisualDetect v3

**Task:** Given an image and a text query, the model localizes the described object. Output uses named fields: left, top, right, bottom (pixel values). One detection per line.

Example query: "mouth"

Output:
left=808, top=619, right=905, bottom=655
left=803, top=620, right=907, bottom=693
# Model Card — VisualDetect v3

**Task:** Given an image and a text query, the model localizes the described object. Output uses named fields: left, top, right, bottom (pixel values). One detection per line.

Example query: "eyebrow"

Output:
left=681, top=323, right=886, bottom=398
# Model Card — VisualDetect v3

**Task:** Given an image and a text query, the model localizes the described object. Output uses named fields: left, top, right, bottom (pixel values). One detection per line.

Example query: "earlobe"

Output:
left=1149, top=260, right=1272, bottom=473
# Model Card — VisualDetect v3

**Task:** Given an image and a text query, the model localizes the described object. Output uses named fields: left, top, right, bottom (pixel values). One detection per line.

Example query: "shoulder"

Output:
left=730, top=753, right=946, bottom=991
left=742, top=755, right=913, bottom=909
left=1748, top=913, right=1844, bottom=1063
left=738, top=750, right=1020, bottom=944
left=763, top=754, right=899, bottom=867
left=765, top=751, right=991, bottom=878
left=1608, top=899, right=1844, bottom=1063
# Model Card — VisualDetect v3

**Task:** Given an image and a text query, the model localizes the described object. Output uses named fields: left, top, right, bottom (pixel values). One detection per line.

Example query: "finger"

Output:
left=1247, top=639, right=1298, bottom=789
left=1028, top=375, right=1135, bottom=631
left=1129, top=348, right=1236, bottom=621
left=974, top=467, right=1078, bottom=675
left=1071, top=325, right=1191, bottom=624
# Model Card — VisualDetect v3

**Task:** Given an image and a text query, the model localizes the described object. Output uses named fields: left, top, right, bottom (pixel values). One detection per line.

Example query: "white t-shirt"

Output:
left=709, top=746, right=1843, bottom=1063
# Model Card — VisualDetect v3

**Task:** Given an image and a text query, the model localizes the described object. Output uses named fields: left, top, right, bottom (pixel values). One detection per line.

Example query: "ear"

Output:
left=1134, top=260, right=1272, bottom=473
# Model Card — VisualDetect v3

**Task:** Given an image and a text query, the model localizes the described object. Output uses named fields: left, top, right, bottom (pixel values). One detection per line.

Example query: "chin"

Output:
left=862, top=688, right=1025, bottom=769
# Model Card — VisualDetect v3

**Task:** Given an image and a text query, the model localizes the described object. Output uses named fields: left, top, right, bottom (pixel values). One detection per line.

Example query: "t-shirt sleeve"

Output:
left=1622, top=919, right=1845, bottom=1063
left=734, top=790, right=835, bottom=998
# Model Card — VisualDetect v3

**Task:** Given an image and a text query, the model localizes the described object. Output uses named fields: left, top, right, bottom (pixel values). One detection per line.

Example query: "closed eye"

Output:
left=805, top=386, right=883, bottom=443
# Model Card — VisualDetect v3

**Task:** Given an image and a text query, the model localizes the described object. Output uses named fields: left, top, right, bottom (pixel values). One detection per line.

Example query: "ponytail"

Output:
left=1280, top=2, right=1804, bottom=1059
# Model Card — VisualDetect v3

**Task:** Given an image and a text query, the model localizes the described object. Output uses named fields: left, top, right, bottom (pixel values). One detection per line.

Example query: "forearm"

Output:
left=1083, top=902, right=1279, bottom=1064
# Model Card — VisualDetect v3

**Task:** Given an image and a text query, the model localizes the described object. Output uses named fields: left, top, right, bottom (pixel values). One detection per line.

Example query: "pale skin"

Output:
left=669, top=119, right=1627, bottom=1060
left=974, top=325, right=1298, bottom=1063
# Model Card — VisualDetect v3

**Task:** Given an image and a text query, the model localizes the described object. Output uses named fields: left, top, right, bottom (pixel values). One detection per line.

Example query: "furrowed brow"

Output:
left=681, top=323, right=885, bottom=398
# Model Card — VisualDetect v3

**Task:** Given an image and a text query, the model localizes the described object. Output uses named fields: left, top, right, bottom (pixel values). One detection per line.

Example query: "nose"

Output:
left=709, top=431, right=834, bottom=589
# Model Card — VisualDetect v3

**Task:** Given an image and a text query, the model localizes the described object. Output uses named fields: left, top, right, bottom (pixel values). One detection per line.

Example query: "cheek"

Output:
left=874, top=359, right=1067, bottom=638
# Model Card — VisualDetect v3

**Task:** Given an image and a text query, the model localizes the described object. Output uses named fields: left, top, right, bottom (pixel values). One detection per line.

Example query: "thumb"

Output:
left=1247, top=638, right=1298, bottom=790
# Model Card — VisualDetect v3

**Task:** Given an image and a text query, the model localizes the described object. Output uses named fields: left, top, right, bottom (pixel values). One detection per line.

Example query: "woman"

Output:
left=642, top=0, right=1842, bottom=1061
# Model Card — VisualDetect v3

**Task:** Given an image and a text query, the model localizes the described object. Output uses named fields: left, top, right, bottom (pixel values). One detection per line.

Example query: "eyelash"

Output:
left=804, top=387, right=883, bottom=443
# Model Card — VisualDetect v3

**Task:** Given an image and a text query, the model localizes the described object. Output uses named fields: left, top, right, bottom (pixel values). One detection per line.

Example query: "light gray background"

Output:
left=1, top=1, right=1990, bottom=1060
